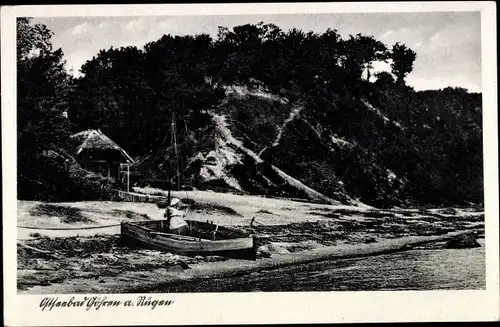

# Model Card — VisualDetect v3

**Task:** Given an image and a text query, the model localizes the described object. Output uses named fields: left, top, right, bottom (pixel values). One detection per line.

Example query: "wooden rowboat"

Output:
left=120, top=114, right=257, bottom=259
left=121, top=219, right=256, bottom=260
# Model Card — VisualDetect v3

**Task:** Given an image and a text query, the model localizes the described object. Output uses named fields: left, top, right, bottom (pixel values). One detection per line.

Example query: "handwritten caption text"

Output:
left=40, top=296, right=175, bottom=311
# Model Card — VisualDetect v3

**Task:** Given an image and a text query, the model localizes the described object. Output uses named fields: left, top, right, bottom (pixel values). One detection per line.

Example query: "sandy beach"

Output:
left=17, top=190, right=485, bottom=294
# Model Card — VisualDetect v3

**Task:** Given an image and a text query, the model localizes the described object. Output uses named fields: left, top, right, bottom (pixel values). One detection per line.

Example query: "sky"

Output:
left=33, top=11, right=482, bottom=92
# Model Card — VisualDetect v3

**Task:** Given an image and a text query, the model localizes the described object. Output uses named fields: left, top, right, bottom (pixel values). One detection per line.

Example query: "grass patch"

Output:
left=181, top=198, right=196, bottom=205
left=111, top=209, right=150, bottom=220
left=363, top=210, right=397, bottom=218
left=155, top=201, right=168, bottom=209
left=316, top=212, right=342, bottom=219
left=29, top=204, right=91, bottom=223
left=248, top=216, right=457, bottom=246
left=327, top=208, right=356, bottom=216
left=23, top=235, right=123, bottom=258
left=190, top=202, right=242, bottom=216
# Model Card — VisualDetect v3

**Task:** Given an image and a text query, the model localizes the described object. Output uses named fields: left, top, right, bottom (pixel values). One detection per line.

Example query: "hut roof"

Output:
left=68, top=129, right=134, bottom=163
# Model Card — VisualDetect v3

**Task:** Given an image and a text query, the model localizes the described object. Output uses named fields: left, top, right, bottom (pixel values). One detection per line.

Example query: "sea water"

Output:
left=156, top=240, right=485, bottom=292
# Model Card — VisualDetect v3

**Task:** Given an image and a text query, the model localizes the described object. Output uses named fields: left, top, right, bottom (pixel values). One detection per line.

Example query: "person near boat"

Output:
left=160, top=198, right=189, bottom=235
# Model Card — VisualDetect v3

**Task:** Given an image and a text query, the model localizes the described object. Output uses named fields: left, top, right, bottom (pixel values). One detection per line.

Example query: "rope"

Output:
left=183, top=206, right=191, bottom=218
left=139, top=122, right=172, bottom=188
left=17, top=223, right=122, bottom=231
left=140, top=117, right=195, bottom=189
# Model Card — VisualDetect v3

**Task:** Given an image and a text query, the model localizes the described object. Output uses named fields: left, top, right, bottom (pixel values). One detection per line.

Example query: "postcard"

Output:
left=2, top=2, right=498, bottom=325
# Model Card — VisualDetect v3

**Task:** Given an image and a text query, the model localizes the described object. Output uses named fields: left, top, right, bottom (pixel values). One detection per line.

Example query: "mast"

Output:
left=167, top=112, right=180, bottom=204
left=172, top=112, right=181, bottom=191
left=166, top=114, right=173, bottom=224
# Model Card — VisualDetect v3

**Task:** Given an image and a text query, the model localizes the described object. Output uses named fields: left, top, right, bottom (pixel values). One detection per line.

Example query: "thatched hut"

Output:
left=67, top=129, right=134, bottom=182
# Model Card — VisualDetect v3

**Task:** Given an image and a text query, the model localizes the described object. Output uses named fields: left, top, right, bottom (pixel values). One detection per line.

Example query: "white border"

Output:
left=2, top=2, right=498, bottom=325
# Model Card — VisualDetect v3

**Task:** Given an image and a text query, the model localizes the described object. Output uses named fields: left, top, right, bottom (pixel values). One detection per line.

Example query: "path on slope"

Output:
left=212, top=114, right=354, bottom=206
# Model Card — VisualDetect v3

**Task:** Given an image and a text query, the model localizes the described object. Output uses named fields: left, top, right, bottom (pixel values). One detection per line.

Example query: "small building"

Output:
left=67, top=129, right=134, bottom=183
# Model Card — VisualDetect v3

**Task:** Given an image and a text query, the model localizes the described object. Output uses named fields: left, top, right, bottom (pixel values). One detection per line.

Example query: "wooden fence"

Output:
left=116, top=190, right=166, bottom=203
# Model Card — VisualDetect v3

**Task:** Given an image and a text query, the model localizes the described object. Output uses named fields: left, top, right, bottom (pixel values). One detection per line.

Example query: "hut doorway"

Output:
left=120, top=163, right=131, bottom=192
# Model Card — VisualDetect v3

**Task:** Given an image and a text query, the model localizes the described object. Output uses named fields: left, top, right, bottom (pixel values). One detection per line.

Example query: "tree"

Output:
left=70, top=33, right=226, bottom=156
left=17, top=17, right=75, bottom=198
left=340, top=34, right=389, bottom=82
left=144, top=33, right=225, bottom=123
left=318, top=28, right=342, bottom=80
left=374, top=71, right=396, bottom=87
left=17, top=19, right=72, bottom=162
left=70, top=46, right=157, bottom=154
left=17, top=17, right=54, bottom=60
left=17, top=18, right=72, bottom=145
left=390, top=42, right=416, bottom=85
left=215, top=23, right=267, bottom=84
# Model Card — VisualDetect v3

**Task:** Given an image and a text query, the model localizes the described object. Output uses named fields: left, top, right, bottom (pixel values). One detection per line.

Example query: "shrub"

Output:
left=17, top=149, right=116, bottom=201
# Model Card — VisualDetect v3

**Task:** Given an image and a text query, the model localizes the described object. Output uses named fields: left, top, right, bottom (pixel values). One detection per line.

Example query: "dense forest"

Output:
left=17, top=18, right=483, bottom=207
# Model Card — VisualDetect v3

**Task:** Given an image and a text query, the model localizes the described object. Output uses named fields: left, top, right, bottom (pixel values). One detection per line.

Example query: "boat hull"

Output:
left=121, top=220, right=256, bottom=260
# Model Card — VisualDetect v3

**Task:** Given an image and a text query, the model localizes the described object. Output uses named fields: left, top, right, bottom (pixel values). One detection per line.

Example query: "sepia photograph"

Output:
left=2, top=2, right=499, bottom=325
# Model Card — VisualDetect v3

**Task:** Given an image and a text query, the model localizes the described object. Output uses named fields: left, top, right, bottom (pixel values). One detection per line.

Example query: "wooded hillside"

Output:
left=17, top=18, right=483, bottom=207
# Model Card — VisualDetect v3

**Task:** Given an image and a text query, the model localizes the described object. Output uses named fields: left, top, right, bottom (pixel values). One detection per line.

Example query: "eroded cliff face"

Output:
left=135, top=81, right=481, bottom=209
left=176, top=84, right=395, bottom=207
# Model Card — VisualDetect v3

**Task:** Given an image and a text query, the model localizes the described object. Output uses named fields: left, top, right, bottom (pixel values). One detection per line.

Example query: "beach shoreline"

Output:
left=17, top=191, right=485, bottom=294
